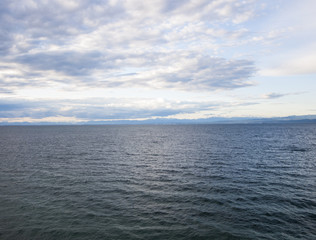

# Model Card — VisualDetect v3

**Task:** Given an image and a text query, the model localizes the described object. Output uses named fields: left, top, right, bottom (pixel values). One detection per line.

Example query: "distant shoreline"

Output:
left=1, top=116, right=316, bottom=126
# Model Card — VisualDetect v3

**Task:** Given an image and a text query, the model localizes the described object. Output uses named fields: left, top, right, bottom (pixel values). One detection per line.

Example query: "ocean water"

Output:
left=0, top=124, right=315, bottom=240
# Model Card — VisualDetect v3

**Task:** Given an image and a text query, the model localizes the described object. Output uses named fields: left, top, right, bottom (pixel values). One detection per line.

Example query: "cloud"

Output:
left=262, top=92, right=305, bottom=99
left=0, top=0, right=258, bottom=92
left=5, top=1, right=306, bottom=122
left=0, top=88, right=12, bottom=94
left=262, top=93, right=286, bottom=99
left=15, top=51, right=106, bottom=76
left=12, top=50, right=255, bottom=90
left=0, top=96, right=261, bottom=122
left=0, top=97, right=221, bottom=121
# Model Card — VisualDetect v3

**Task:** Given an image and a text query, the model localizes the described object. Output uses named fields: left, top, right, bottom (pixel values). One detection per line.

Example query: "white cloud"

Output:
left=1, top=0, right=258, bottom=94
left=1, top=0, right=314, bottom=122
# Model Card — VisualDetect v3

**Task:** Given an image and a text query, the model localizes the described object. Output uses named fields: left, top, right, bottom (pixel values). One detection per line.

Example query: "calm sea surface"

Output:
left=0, top=124, right=315, bottom=240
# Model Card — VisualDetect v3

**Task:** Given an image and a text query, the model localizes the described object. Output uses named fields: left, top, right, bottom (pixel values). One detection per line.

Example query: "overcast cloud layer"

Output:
left=1, top=0, right=316, bottom=122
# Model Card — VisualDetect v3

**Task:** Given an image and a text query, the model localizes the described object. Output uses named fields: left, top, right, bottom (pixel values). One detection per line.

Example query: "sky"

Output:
left=1, top=0, right=316, bottom=123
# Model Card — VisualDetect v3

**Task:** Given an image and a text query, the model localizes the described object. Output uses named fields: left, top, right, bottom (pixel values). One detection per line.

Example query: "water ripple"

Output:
left=0, top=124, right=316, bottom=239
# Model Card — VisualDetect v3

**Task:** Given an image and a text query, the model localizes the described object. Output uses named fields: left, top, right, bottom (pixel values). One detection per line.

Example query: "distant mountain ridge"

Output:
left=1, top=115, right=316, bottom=125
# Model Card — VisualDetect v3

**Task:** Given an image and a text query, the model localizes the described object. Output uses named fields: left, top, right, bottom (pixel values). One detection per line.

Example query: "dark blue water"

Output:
left=0, top=124, right=315, bottom=239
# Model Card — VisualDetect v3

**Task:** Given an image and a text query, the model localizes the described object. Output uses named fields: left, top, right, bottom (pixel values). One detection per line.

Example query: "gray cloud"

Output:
left=262, top=92, right=305, bottom=99
left=0, top=0, right=127, bottom=56
left=12, top=50, right=255, bottom=90
left=263, top=93, right=286, bottom=99
left=16, top=51, right=106, bottom=76
left=0, top=88, right=12, bottom=94
left=0, top=97, right=219, bottom=120
left=163, top=0, right=191, bottom=12
left=161, top=0, right=255, bottom=23
left=0, top=0, right=263, bottom=122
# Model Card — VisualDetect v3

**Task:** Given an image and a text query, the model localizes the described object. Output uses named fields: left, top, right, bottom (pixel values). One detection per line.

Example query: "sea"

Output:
left=0, top=124, right=315, bottom=240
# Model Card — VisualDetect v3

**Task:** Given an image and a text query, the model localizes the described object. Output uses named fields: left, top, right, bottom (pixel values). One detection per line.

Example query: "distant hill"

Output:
left=1, top=115, right=316, bottom=125
left=83, top=115, right=316, bottom=124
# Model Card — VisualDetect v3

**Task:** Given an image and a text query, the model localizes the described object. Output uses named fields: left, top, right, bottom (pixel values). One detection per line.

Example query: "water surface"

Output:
left=0, top=124, right=316, bottom=239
